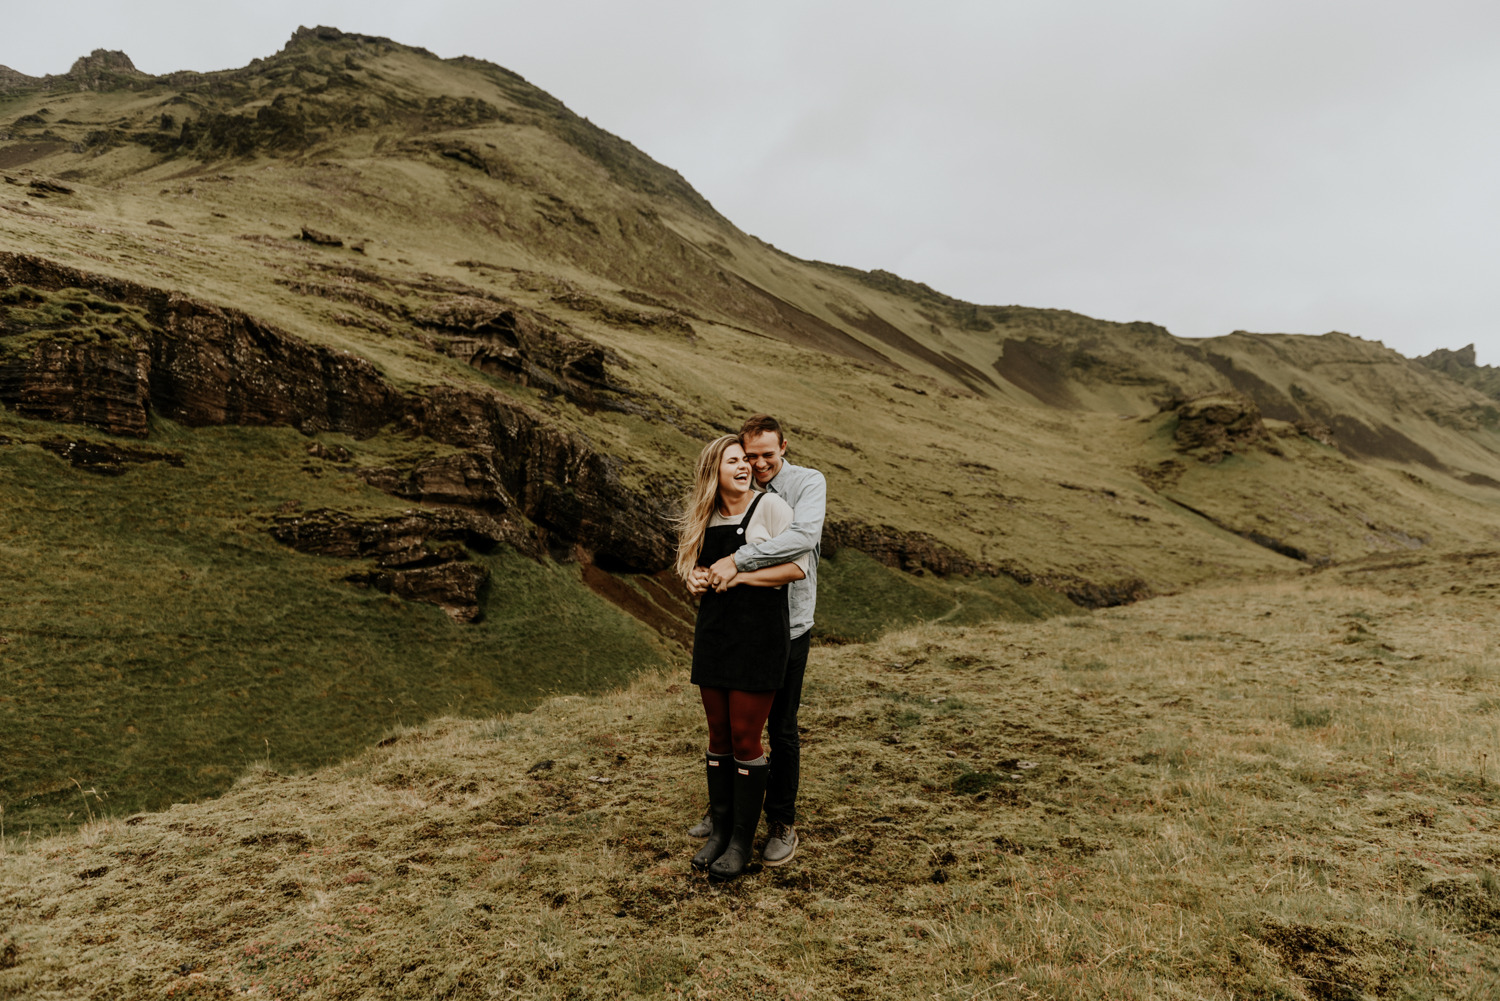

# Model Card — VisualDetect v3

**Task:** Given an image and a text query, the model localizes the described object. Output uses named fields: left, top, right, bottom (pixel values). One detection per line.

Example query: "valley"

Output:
left=0, top=26, right=1498, bottom=997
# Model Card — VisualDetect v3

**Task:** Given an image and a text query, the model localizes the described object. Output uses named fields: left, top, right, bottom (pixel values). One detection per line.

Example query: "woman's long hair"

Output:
left=674, top=435, right=740, bottom=583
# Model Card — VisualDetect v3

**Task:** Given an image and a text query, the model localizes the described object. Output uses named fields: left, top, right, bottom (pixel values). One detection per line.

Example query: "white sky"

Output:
left=4, top=1, right=1497, bottom=364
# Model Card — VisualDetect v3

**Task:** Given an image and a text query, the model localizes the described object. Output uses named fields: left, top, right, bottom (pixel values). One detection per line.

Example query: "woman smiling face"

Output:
left=716, top=443, right=753, bottom=510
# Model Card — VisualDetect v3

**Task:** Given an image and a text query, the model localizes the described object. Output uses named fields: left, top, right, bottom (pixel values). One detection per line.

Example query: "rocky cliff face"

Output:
left=1168, top=391, right=1270, bottom=463
left=0, top=253, right=396, bottom=438
left=0, top=65, right=39, bottom=93
left=3, top=249, right=1124, bottom=627
left=0, top=335, right=151, bottom=437
left=0, top=251, right=679, bottom=619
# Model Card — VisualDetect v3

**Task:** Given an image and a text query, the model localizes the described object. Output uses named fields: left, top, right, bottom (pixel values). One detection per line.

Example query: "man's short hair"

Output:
left=738, top=413, right=784, bottom=444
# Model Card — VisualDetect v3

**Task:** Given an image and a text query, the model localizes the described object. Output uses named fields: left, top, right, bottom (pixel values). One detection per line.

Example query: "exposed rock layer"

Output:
left=37, top=437, right=183, bottom=476
left=269, top=507, right=518, bottom=624
left=0, top=252, right=676, bottom=576
left=0, top=252, right=1137, bottom=621
left=0, top=337, right=152, bottom=436
left=1169, top=391, right=1268, bottom=462
left=349, top=563, right=490, bottom=624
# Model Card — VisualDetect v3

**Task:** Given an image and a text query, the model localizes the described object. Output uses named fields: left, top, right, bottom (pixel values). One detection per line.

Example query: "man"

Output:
left=687, top=413, right=825, bottom=867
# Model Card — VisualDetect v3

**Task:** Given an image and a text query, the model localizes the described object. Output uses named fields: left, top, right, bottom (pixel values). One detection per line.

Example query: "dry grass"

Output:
left=2, top=556, right=1498, bottom=1000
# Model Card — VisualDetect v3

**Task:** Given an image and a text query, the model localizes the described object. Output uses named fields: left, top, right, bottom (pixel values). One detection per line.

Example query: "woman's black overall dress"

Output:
left=689, top=491, right=791, bottom=691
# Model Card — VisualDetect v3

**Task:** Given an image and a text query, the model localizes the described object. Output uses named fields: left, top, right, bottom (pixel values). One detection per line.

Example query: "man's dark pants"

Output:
left=764, top=630, right=811, bottom=827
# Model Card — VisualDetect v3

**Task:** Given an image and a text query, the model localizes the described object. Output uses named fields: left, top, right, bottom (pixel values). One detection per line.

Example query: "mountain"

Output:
left=2, top=26, right=1498, bottom=827
left=1418, top=343, right=1500, bottom=407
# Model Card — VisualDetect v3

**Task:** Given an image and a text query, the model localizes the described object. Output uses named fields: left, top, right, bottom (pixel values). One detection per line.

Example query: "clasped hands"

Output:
left=688, top=555, right=742, bottom=595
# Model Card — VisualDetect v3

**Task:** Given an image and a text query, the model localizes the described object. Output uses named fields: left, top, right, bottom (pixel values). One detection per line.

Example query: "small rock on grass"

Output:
left=300, top=225, right=343, bottom=247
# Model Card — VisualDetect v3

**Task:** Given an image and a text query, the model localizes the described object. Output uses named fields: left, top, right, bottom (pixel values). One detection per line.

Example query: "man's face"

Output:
left=742, top=430, right=786, bottom=486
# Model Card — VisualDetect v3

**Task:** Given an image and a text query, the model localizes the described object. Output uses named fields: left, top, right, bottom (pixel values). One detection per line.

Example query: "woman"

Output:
left=676, top=435, right=808, bottom=881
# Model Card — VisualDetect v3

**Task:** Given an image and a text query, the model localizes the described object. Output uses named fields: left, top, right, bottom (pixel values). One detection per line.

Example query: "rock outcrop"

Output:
left=38, top=437, right=184, bottom=476
left=354, top=452, right=516, bottom=513
left=0, top=336, right=152, bottom=437
left=823, top=520, right=1149, bottom=608
left=350, top=561, right=490, bottom=624
left=0, top=253, right=400, bottom=438
left=0, top=252, right=676, bottom=578
left=0, top=65, right=39, bottom=93
left=269, top=507, right=527, bottom=623
left=1418, top=343, right=1500, bottom=403
left=269, top=507, right=523, bottom=560
left=823, top=520, right=990, bottom=577
left=415, top=296, right=631, bottom=411
left=300, top=226, right=343, bottom=247
left=1169, top=391, right=1269, bottom=462
left=391, top=387, right=676, bottom=572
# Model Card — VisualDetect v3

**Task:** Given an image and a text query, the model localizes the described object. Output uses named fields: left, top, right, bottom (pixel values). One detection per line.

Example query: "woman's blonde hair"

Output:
left=674, top=434, right=741, bottom=583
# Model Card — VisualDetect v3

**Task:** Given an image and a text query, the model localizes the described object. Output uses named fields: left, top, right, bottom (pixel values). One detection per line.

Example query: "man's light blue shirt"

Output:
left=733, top=460, right=825, bottom=639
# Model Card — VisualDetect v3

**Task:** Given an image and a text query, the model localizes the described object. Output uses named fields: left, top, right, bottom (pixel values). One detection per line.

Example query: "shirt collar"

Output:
left=763, top=460, right=795, bottom=493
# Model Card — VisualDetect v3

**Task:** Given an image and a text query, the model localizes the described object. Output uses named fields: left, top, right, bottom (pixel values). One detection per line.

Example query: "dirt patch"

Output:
left=828, top=303, right=997, bottom=392
left=1259, top=920, right=1394, bottom=1000
left=993, top=339, right=1082, bottom=409
left=1419, top=876, right=1500, bottom=933
left=1204, top=353, right=1301, bottom=422
left=1459, top=470, right=1500, bottom=489
left=580, top=560, right=693, bottom=648
left=1135, top=459, right=1186, bottom=492
left=1327, top=414, right=1445, bottom=470
left=0, top=142, right=68, bottom=169
left=722, top=274, right=892, bottom=368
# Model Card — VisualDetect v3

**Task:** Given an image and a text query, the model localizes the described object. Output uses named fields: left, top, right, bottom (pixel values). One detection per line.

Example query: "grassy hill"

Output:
left=2, top=26, right=1499, bottom=830
left=1, top=549, right=1497, bottom=998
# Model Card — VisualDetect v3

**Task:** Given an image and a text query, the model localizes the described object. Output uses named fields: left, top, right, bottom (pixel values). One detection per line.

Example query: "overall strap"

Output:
left=737, top=490, right=769, bottom=538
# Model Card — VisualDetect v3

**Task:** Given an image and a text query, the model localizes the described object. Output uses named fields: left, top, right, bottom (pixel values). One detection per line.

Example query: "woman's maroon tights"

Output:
left=699, top=687, right=776, bottom=761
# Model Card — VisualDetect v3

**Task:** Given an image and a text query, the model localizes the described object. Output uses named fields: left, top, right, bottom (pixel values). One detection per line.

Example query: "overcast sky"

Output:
left=4, top=1, right=1497, bottom=363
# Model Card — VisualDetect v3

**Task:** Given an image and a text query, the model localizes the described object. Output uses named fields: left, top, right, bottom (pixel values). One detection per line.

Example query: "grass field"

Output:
left=0, top=406, right=1074, bottom=834
left=2, top=554, right=1496, bottom=999
left=0, top=410, right=674, bottom=831
left=813, top=548, right=1075, bottom=642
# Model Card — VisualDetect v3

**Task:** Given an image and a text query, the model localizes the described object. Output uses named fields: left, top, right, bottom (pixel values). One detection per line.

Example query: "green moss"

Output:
left=0, top=286, right=155, bottom=358
left=0, top=416, right=668, bottom=831
left=813, top=548, right=1070, bottom=642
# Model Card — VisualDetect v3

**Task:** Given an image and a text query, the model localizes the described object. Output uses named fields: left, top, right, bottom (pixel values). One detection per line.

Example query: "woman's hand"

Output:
left=706, top=554, right=739, bottom=589
left=714, top=570, right=741, bottom=592
left=686, top=566, right=712, bottom=596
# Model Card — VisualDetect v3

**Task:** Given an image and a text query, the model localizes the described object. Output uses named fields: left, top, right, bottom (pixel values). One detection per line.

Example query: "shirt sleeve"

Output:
left=734, top=469, right=825, bottom=572
left=749, top=496, right=809, bottom=573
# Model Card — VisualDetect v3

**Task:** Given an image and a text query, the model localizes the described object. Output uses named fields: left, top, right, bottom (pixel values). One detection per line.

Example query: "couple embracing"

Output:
left=673, top=414, right=825, bottom=882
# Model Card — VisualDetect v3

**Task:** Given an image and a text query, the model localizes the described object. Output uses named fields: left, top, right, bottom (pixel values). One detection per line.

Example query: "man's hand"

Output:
left=706, top=554, right=739, bottom=590
left=686, top=566, right=711, bottom=596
